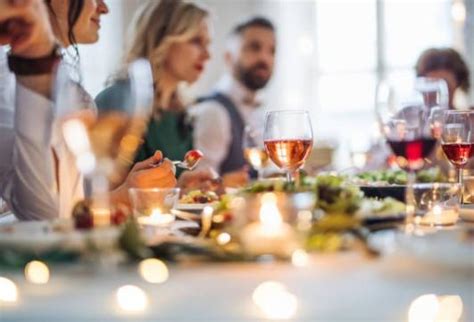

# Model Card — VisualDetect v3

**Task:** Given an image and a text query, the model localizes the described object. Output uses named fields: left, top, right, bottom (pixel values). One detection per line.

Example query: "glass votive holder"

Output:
left=412, top=183, right=461, bottom=227
left=229, top=192, right=316, bottom=259
left=128, top=188, right=180, bottom=227
left=462, top=175, right=474, bottom=204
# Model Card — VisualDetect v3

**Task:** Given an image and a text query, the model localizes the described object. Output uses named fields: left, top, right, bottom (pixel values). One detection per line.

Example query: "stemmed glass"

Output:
left=263, top=110, right=313, bottom=183
left=440, top=111, right=473, bottom=191
left=376, top=81, right=437, bottom=223
left=414, top=77, right=449, bottom=110
left=242, top=125, right=268, bottom=180
left=416, top=77, right=450, bottom=138
left=56, top=59, right=154, bottom=224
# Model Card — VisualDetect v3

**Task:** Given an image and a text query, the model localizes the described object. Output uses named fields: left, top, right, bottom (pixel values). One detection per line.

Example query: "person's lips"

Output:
left=194, top=64, right=204, bottom=72
left=253, top=67, right=270, bottom=78
left=91, top=18, right=101, bottom=28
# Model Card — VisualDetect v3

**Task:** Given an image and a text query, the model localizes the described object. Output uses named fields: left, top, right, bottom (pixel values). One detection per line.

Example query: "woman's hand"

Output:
left=111, top=151, right=177, bottom=205
left=178, top=168, right=219, bottom=193
left=222, top=167, right=250, bottom=188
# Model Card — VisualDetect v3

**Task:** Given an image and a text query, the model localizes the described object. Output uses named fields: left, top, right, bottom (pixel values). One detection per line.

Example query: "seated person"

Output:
left=415, top=47, right=471, bottom=110
left=0, top=0, right=176, bottom=220
left=191, top=16, right=276, bottom=180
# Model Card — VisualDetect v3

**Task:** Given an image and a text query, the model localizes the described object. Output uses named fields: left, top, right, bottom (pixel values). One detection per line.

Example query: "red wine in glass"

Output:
left=441, top=143, right=473, bottom=167
left=387, top=137, right=437, bottom=170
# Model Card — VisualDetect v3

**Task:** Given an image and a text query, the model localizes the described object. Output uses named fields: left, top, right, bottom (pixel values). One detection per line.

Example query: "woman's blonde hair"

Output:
left=118, top=0, right=209, bottom=115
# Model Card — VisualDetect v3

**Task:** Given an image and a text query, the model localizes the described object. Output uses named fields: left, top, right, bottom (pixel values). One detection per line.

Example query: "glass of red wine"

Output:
left=263, top=110, right=313, bottom=183
left=441, top=110, right=473, bottom=190
left=376, top=81, right=437, bottom=224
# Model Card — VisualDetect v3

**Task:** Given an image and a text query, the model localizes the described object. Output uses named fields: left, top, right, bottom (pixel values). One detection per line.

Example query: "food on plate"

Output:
left=72, top=200, right=128, bottom=230
left=353, top=168, right=445, bottom=186
left=179, top=190, right=219, bottom=204
left=356, top=197, right=405, bottom=219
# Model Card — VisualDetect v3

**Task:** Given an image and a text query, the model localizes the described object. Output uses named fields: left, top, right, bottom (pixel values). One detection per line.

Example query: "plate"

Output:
left=358, top=185, right=406, bottom=202
left=175, top=203, right=216, bottom=212
left=0, top=221, right=120, bottom=253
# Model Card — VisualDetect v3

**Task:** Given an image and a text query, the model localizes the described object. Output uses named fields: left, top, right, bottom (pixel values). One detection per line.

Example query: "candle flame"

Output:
left=151, top=208, right=162, bottom=218
left=259, top=193, right=282, bottom=230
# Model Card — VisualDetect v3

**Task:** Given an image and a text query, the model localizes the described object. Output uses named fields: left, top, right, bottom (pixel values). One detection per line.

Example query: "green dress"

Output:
left=95, top=79, right=193, bottom=175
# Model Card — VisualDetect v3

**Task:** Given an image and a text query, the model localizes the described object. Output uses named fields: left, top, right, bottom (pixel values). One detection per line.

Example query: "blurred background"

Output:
left=78, top=0, right=474, bottom=168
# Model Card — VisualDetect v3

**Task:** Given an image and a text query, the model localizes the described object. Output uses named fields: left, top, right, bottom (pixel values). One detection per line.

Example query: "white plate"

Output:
left=0, top=221, right=120, bottom=253
left=175, top=203, right=216, bottom=211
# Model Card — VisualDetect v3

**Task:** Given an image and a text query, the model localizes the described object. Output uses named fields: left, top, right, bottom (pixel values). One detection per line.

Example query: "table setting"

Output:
left=1, top=75, right=474, bottom=322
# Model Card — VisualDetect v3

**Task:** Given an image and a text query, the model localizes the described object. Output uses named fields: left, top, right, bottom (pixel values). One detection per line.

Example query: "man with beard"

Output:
left=191, top=16, right=276, bottom=181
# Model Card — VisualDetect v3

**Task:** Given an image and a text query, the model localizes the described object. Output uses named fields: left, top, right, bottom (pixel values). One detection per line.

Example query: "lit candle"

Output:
left=93, top=207, right=111, bottom=228
left=137, top=208, right=175, bottom=227
left=419, top=205, right=459, bottom=226
left=240, top=193, right=298, bottom=257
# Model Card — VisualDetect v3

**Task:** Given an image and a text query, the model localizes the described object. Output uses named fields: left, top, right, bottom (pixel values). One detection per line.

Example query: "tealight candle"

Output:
left=240, top=193, right=299, bottom=257
left=137, top=208, right=175, bottom=227
left=419, top=205, right=459, bottom=226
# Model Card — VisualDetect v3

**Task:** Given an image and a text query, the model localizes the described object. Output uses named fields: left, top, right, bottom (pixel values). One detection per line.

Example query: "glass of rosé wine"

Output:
left=441, top=110, right=473, bottom=191
left=263, top=110, right=313, bottom=183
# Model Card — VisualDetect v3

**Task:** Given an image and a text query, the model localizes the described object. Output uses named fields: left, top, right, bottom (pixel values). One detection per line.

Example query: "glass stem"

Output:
left=286, top=171, right=292, bottom=183
left=257, top=168, right=264, bottom=181
left=405, top=170, right=416, bottom=227
left=458, top=166, right=464, bottom=204
left=90, top=173, right=111, bottom=227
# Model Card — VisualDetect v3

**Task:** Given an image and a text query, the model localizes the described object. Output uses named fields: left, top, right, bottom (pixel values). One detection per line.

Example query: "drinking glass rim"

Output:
left=128, top=187, right=181, bottom=194
left=443, top=110, right=473, bottom=115
left=412, top=182, right=461, bottom=189
left=266, top=109, right=309, bottom=115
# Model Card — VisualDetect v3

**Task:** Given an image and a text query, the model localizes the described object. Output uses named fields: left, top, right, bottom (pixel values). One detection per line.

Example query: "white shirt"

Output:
left=190, top=75, right=266, bottom=173
left=0, top=47, right=83, bottom=220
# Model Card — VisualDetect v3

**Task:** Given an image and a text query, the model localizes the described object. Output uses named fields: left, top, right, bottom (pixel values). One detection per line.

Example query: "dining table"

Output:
left=1, top=216, right=473, bottom=322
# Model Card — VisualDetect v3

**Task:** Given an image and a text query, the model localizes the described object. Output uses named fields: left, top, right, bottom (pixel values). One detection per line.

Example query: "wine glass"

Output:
left=263, top=110, right=313, bottom=183
left=376, top=80, right=437, bottom=224
left=56, top=59, right=154, bottom=224
left=414, top=77, right=449, bottom=110
left=242, top=125, right=268, bottom=180
left=440, top=111, right=473, bottom=192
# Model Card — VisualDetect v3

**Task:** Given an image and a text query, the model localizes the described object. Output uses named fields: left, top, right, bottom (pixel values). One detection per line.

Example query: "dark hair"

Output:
left=416, top=47, right=470, bottom=92
left=231, top=16, right=275, bottom=36
left=44, top=0, right=84, bottom=58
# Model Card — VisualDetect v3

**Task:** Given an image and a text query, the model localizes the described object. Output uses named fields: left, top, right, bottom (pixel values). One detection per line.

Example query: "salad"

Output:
left=353, top=168, right=446, bottom=186
left=179, top=190, right=219, bottom=204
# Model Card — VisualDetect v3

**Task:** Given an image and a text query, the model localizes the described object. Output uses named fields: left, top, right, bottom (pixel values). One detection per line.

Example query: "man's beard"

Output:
left=236, top=62, right=272, bottom=91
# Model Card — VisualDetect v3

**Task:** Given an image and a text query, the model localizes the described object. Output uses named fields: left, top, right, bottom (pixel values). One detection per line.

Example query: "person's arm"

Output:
left=0, top=0, right=64, bottom=219
left=191, top=101, right=232, bottom=173
left=3, top=83, right=59, bottom=220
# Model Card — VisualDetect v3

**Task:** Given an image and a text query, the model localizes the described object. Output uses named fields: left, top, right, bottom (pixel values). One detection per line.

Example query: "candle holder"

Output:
left=412, top=183, right=461, bottom=227
left=229, top=192, right=316, bottom=259
left=128, top=188, right=180, bottom=228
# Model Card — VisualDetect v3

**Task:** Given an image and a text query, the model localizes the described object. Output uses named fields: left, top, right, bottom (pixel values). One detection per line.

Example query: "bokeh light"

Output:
left=138, top=258, right=169, bottom=284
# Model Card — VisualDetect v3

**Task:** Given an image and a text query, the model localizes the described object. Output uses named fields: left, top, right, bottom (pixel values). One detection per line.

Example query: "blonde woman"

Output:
left=96, top=0, right=211, bottom=173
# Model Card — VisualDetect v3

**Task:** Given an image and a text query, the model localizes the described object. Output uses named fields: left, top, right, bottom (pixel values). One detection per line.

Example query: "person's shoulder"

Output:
left=189, top=95, right=227, bottom=115
left=95, top=79, right=131, bottom=111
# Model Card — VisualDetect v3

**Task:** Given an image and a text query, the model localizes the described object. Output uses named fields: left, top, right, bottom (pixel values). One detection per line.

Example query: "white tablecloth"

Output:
left=1, top=251, right=473, bottom=321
